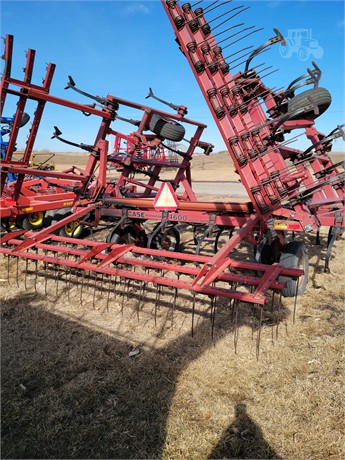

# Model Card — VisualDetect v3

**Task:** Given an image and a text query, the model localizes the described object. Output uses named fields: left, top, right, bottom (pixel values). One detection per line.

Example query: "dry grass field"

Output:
left=1, top=151, right=344, bottom=459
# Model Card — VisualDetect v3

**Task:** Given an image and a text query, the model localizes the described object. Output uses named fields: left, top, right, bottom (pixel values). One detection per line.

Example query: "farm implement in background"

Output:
left=1, top=0, right=344, bottom=349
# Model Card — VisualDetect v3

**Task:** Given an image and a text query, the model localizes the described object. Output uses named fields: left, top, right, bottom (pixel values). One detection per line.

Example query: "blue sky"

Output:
left=1, top=0, right=344, bottom=153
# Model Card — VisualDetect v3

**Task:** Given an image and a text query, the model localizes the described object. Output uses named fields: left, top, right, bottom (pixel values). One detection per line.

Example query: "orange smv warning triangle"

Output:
left=153, top=182, right=179, bottom=211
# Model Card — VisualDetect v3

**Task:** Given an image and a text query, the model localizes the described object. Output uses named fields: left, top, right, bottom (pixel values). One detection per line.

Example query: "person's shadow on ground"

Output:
left=209, top=402, right=282, bottom=459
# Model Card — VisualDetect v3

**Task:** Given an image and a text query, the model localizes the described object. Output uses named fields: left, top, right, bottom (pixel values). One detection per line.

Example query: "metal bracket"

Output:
left=195, top=214, right=216, bottom=255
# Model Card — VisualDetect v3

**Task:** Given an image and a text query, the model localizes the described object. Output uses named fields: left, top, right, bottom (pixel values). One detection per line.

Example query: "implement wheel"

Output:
left=279, top=241, right=309, bottom=297
left=149, top=114, right=185, bottom=142
left=151, top=225, right=180, bottom=252
left=17, top=211, right=45, bottom=230
left=287, top=87, right=331, bottom=121
left=107, top=224, right=147, bottom=247
left=45, top=208, right=85, bottom=239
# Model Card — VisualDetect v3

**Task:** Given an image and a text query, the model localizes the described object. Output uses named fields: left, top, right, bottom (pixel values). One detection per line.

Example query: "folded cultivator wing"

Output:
left=1, top=0, right=344, bottom=349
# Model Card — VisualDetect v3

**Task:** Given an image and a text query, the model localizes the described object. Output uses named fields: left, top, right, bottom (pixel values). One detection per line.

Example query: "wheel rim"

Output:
left=155, top=228, right=179, bottom=251
left=64, top=221, right=81, bottom=237
left=28, top=212, right=44, bottom=227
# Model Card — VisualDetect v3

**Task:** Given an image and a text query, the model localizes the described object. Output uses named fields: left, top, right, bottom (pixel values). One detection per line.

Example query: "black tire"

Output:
left=287, top=87, right=331, bottom=121
left=17, top=211, right=45, bottom=230
left=279, top=241, right=309, bottom=297
left=257, top=238, right=282, bottom=264
left=47, top=208, right=85, bottom=239
left=151, top=225, right=180, bottom=252
left=148, top=114, right=185, bottom=142
left=1, top=223, right=7, bottom=237
left=258, top=243, right=275, bottom=265
left=108, top=224, right=147, bottom=247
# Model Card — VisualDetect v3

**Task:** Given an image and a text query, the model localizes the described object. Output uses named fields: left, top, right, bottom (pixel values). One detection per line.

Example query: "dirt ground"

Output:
left=1, top=151, right=344, bottom=459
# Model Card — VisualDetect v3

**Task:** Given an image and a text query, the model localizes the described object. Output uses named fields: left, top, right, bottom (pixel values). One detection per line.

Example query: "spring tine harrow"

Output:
left=2, top=0, right=344, bottom=356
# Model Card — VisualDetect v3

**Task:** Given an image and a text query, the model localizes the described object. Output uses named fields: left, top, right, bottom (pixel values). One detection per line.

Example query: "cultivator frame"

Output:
left=1, top=0, right=344, bottom=333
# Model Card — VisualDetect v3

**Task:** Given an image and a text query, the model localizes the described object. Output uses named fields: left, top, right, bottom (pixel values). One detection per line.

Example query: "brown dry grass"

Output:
left=1, top=150, right=345, bottom=459
left=1, top=226, right=344, bottom=459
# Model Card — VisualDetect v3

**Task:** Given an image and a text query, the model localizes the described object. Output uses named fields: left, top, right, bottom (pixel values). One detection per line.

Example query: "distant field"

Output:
left=37, top=150, right=345, bottom=183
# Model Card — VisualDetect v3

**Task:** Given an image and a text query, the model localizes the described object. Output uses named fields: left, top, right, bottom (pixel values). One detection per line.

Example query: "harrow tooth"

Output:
left=80, top=270, right=86, bottom=304
left=7, top=255, right=10, bottom=284
left=209, top=295, right=215, bottom=339
left=105, top=275, right=111, bottom=312
left=55, top=264, right=61, bottom=296
left=293, top=277, right=300, bottom=324
left=275, top=292, right=283, bottom=340
left=255, top=305, right=263, bottom=360
left=170, top=286, right=178, bottom=328
left=137, top=279, right=147, bottom=320
left=24, top=258, right=29, bottom=290
left=44, top=263, right=48, bottom=295
left=154, top=283, right=161, bottom=326
left=121, top=278, right=131, bottom=313
left=112, top=275, right=118, bottom=301
left=66, top=267, right=71, bottom=301
left=92, top=272, right=98, bottom=309
left=233, top=300, right=240, bottom=353
left=191, top=292, right=196, bottom=337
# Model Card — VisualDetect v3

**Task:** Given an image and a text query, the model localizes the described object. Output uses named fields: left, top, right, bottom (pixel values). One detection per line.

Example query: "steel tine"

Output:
left=191, top=292, right=196, bottom=337
left=67, top=266, right=73, bottom=301
left=271, top=290, right=276, bottom=314
left=276, top=292, right=282, bottom=340
left=214, top=25, right=254, bottom=48
left=92, top=272, right=98, bottom=309
left=233, top=300, right=239, bottom=353
left=171, top=286, right=178, bottom=327
left=210, top=295, right=217, bottom=340
left=222, top=27, right=264, bottom=52
left=33, top=250, right=39, bottom=293
left=7, top=255, right=10, bottom=284
left=80, top=270, right=86, bottom=304
left=170, top=273, right=180, bottom=327
left=121, top=279, right=130, bottom=313
left=293, top=277, right=300, bottom=324
left=212, top=5, right=250, bottom=31
left=44, top=262, right=48, bottom=295
left=113, top=274, right=118, bottom=300
left=154, top=283, right=161, bottom=326
left=256, top=305, right=263, bottom=360
left=64, top=253, right=69, bottom=287
left=55, top=264, right=60, bottom=296
left=206, top=2, right=237, bottom=25
left=24, top=258, right=28, bottom=290
left=106, top=275, right=111, bottom=312
left=137, top=280, right=146, bottom=320
left=259, top=68, right=279, bottom=80
left=191, top=0, right=204, bottom=8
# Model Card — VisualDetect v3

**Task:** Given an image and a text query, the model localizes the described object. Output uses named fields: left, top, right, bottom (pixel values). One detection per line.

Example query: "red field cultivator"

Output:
left=1, top=0, right=344, bottom=343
